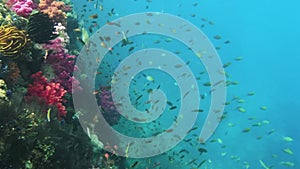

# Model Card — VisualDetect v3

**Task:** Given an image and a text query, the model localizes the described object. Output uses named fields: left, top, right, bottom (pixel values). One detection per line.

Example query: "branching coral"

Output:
left=0, top=25, right=28, bottom=59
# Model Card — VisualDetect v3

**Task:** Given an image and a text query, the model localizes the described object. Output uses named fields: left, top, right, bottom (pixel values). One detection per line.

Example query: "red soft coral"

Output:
left=27, top=71, right=67, bottom=119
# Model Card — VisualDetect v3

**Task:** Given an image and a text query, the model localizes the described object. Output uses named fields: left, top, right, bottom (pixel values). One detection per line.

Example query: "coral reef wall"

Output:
left=0, top=1, right=123, bottom=169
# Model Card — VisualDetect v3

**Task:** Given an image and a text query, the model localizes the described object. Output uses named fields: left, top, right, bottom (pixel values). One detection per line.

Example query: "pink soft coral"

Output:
left=6, top=0, right=37, bottom=17
left=42, top=37, right=66, bottom=53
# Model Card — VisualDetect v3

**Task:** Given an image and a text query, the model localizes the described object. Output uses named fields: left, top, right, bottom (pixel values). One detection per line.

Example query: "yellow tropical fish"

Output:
left=81, top=28, right=89, bottom=44
left=146, top=75, right=154, bottom=82
left=282, top=136, right=293, bottom=142
left=47, top=108, right=51, bottom=122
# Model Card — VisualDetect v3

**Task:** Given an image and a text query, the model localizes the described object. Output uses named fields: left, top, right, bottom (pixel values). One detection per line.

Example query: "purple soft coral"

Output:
left=96, top=86, right=121, bottom=126
left=43, top=37, right=82, bottom=93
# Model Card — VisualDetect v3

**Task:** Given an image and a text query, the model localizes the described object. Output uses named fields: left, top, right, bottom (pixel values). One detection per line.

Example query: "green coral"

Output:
left=0, top=3, right=28, bottom=28
left=0, top=90, right=97, bottom=168
left=27, top=137, right=55, bottom=168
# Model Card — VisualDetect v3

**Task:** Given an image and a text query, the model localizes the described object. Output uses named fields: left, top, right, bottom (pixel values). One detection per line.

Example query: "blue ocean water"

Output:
left=72, top=0, right=299, bottom=168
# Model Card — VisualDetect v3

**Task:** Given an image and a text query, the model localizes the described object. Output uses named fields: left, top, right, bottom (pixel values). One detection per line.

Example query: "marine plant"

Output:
left=0, top=25, right=29, bottom=59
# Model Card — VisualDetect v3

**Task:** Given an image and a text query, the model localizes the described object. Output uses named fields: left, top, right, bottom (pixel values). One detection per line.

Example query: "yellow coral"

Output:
left=0, top=25, right=28, bottom=59
left=0, top=79, right=7, bottom=100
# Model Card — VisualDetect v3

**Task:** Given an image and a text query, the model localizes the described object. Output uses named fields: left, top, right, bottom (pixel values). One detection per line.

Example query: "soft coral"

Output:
left=27, top=71, right=67, bottom=118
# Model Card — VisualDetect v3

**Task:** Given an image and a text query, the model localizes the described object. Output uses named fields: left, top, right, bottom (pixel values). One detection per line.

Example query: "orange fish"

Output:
left=165, top=129, right=174, bottom=133
left=73, top=28, right=81, bottom=32
left=100, top=42, right=107, bottom=48
left=89, top=14, right=98, bottom=19
left=104, top=153, right=109, bottom=160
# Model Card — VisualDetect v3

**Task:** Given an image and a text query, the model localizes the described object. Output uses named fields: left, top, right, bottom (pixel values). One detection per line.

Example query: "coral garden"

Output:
left=0, top=0, right=122, bottom=168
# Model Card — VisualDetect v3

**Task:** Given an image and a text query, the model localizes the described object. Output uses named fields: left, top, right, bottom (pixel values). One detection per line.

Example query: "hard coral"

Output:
left=38, top=0, right=67, bottom=24
left=0, top=25, right=28, bottom=59
left=27, top=71, right=67, bottom=118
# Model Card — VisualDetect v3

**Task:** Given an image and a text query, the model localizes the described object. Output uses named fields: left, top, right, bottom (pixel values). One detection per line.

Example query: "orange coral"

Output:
left=5, top=62, right=21, bottom=86
left=38, top=0, right=67, bottom=24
